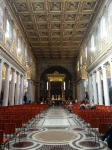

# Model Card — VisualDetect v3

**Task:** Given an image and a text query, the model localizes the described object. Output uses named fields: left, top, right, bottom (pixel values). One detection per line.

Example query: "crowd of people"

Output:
left=80, top=100, right=96, bottom=110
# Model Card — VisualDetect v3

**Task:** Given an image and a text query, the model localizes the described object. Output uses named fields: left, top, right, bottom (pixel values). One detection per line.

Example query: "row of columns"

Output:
left=88, top=60, right=112, bottom=106
left=0, top=58, right=24, bottom=106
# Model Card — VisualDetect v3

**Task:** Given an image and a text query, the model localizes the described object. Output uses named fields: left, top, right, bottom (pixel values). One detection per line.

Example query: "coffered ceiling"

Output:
left=8, top=0, right=102, bottom=59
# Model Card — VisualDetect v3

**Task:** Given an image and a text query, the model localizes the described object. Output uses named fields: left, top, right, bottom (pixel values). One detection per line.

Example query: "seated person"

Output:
left=80, top=103, right=85, bottom=109
left=102, top=124, right=112, bottom=149
left=67, top=102, right=73, bottom=113
left=91, top=102, right=96, bottom=109
left=85, top=103, right=91, bottom=109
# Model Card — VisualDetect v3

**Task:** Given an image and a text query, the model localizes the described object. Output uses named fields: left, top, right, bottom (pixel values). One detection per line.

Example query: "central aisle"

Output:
left=8, top=106, right=108, bottom=150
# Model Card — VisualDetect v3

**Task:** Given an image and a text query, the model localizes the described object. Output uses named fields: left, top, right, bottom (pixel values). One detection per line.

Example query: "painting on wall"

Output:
left=0, top=5, right=3, bottom=29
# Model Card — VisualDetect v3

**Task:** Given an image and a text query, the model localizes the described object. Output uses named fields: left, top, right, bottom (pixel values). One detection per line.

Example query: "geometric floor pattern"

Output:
left=4, top=106, right=109, bottom=150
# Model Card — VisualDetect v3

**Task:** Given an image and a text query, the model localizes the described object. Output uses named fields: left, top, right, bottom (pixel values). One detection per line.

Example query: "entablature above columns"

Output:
left=0, top=46, right=26, bottom=74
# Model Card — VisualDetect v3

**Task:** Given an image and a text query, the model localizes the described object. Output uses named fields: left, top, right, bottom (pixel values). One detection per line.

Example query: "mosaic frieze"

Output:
left=6, top=41, right=11, bottom=51
left=0, top=6, right=3, bottom=29
left=0, top=32, right=3, bottom=42
left=13, top=28, right=16, bottom=45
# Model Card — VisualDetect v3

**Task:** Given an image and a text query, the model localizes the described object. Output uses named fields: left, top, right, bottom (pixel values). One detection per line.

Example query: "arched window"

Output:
left=91, top=35, right=95, bottom=51
left=108, top=3, right=112, bottom=28
left=6, top=19, right=10, bottom=38
left=80, top=56, right=82, bottom=65
left=100, top=16, right=106, bottom=38
left=0, top=6, right=3, bottom=29
left=17, top=37, right=21, bottom=53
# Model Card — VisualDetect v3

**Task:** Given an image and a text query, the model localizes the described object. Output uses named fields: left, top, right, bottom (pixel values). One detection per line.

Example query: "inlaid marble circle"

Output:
left=33, top=130, right=78, bottom=142
left=13, top=142, right=34, bottom=148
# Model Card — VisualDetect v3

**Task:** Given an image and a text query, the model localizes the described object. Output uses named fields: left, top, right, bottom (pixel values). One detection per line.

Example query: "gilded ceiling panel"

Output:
left=66, top=2, right=79, bottom=12
left=8, top=0, right=102, bottom=59
left=23, top=24, right=34, bottom=30
left=82, top=1, right=97, bottom=11
left=31, top=2, right=45, bottom=12
left=49, top=2, right=62, bottom=12
left=14, top=2, right=28, bottom=12
left=19, top=14, right=32, bottom=22
left=35, top=14, right=46, bottom=22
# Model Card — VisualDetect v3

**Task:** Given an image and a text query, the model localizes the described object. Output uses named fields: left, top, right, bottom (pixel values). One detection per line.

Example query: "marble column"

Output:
left=48, top=80, right=51, bottom=99
left=110, top=59, right=112, bottom=86
left=9, top=68, right=16, bottom=106
left=19, top=75, right=24, bottom=104
left=97, top=68, right=103, bottom=105
left=36, top=81, right=40, bottom=102
left=0, top=59, right=3, bottom=102
left=27, top=79, right=32, bottom=103
left=72, top=81, right=76, bottom=100
left=61, top=80, right=65, bottom=100
left=3, top=64, right=10, bottom=106
left=102, top=65, right=110, bottom=106
left=88, top=75, right=93, bottom=103
left=92, top=72, right=98, bottom=104
left=15, top=72, right=20, bottom=105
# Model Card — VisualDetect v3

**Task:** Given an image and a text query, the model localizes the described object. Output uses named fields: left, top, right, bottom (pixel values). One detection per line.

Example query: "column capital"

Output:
left=97, top=67, right=101, bottom=72
left=92, top=71, right=96, bottom=74
left=88, top=73, right=92, bottom=77
left=11, top=68, right=15, bottom=72
left=0, top=59, right=3, bottom=63
left=4, top=63, right=10, bottom=68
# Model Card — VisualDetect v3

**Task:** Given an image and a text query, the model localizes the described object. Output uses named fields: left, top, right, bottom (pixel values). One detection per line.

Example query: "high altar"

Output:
left=46, top=71, right=65, bottom=101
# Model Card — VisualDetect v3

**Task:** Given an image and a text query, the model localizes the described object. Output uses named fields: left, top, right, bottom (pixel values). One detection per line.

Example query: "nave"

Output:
left=4, top=106, right=108, bottom=150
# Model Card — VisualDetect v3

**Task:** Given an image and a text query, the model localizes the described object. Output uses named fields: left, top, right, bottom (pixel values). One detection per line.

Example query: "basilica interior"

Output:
left=0, top=0, right=112, bottom=150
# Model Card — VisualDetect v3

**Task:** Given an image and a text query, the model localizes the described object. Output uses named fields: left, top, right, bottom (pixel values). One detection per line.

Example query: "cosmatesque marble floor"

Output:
left=3, top=106, right=110, bottom=150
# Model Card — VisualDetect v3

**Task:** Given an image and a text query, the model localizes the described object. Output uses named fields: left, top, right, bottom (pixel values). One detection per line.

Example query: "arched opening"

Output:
left=40, top=66, right=72, bottom=102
